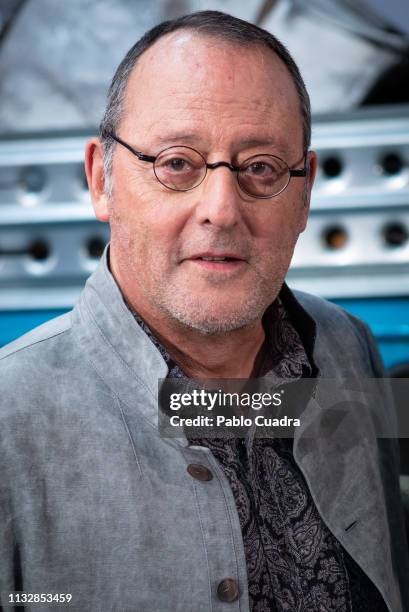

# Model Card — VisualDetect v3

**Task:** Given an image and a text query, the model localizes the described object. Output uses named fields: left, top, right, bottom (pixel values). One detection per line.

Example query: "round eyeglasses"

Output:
left=104, top=131, right=307, bottom=199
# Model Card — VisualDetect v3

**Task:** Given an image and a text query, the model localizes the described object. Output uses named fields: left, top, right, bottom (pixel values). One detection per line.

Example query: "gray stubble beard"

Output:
left=147, top=269, right=284, bottom=336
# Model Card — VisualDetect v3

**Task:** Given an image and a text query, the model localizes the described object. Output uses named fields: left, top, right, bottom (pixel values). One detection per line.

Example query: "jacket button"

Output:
left=217, top=578, right=239, bottom=602
left=187, top=463, right=213, bottom=481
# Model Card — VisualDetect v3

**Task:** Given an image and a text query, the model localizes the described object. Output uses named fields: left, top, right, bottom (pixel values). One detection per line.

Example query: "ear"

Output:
left=299, top=149, right=318, bottom=233
left=306, top=150, right=318, bottom=195
left=85, top=137, right=109, bottom=222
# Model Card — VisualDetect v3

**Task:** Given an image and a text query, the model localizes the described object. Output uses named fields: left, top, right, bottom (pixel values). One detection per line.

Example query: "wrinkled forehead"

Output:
left=120, top=30, right=303, bottom=151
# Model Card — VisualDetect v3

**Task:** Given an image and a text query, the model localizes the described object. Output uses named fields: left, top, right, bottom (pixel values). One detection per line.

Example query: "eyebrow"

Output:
left=149, top=133, right=203, bottom=149
left=238, top=137, right=279, bottom=150
left=150, top=133, right=280, bottom=152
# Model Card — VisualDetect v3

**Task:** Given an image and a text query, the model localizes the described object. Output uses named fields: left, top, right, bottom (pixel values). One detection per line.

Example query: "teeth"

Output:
left=201, top=257, right=227, bottom=261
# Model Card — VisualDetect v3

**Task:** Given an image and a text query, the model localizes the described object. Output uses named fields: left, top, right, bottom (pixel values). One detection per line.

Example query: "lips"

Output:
left=188, top=252, right=245, bottom=262
left=183, top=252, right=247, bottom=273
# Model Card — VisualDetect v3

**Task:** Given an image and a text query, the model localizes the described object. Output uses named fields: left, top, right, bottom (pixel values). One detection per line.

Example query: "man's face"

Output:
left=94, top=32, right=316, bottom=334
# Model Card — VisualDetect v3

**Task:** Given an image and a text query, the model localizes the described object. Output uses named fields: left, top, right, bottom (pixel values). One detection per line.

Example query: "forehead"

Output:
left=121, top=31, right=303, bottom=152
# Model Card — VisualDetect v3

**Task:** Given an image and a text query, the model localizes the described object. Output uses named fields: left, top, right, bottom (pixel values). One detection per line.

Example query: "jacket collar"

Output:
left=72, top=247, right=175, bottom=436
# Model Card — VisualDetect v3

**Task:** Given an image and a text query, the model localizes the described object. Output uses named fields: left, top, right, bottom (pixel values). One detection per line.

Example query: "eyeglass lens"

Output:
left=238, top=155, right=290, bottom=198
left=153, top=146, right=290, bottom=197
left=154, top=147, right=206, bottom=191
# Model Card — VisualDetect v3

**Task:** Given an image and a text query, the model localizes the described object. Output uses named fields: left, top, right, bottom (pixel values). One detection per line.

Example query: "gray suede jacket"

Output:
left=0, top=251, right=408, bottom=612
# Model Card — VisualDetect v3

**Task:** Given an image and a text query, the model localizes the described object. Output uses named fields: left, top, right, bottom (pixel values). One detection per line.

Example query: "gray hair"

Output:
left=99, top=10, right=311, bottom=197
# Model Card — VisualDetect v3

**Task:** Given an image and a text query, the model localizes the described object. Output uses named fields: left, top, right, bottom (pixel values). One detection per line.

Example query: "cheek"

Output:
left=140, top=200, right=188, bottom=251
left=252, top=205, right=300, bottom=244
left=250, top=200, right=305, bottom=266
left=110, top=188, right=188, bottom=265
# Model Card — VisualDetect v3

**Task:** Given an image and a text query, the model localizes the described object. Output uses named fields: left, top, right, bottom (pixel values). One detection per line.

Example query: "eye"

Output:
left=246, top=161, right=274, bottom=176
left=162, top=157, right=190, bottom=172
left=158, top=154, right=202, bottom=175
left=155, top=146, right=205, bottom=179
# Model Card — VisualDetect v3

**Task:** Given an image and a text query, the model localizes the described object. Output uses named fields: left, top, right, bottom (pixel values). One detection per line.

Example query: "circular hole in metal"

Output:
left=19, top=166, right=46, bottom=193
left=86, top=237, right=106, bottom=259
left=321, top=157, right=343, bottom=178
left=28, top=240, right=50, bottom=261
left=382, top=222, right=408, bottom=247
left=322, top=226, right=348, bottom=250
left=380, top=153, right=404, bottom=176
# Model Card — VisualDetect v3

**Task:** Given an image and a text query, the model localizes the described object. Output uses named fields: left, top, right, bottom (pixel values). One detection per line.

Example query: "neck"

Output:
left=139, top=312, right=266, bottom=380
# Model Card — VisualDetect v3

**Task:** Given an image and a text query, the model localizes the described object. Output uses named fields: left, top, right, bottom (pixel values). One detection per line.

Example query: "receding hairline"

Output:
left=131, top=26, right=288, bottom=62
left=124, top=28, right=302, bottom=111
left=119, top=29, right=304, bottom=145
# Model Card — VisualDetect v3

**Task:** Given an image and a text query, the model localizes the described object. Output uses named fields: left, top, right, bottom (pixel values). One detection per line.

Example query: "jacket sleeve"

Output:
left=347, top=313, right=399, bottom=437
left=0, top=438, right=22, bottom=611
left=352, top=316, right=409, bottom=609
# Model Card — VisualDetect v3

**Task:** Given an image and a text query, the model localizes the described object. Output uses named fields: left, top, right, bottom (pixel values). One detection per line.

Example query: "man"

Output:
left=0, top=10, right=407, bottom=612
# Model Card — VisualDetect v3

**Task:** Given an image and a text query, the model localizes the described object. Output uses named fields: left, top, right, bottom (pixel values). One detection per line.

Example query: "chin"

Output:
left=167, top=304, right=263, bottom=336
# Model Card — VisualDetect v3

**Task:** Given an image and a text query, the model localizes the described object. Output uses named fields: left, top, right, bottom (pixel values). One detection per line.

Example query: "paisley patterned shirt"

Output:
left=130, top=299, right=387, bottom=611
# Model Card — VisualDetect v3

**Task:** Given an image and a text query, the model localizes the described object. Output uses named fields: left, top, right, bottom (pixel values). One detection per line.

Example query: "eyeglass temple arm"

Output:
left=290, top=169, right=307, bottom=177
left=102, top=131, right=156, bottom=164
left=290, top=154, right=309, bottom=177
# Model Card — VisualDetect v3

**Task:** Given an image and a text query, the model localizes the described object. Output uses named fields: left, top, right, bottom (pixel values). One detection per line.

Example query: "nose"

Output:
left=194, top=165, right=242, bottom=229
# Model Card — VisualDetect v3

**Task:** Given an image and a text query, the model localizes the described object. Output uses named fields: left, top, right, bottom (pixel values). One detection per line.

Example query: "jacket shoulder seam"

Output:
left=0, top=327, right=71, bottom=363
